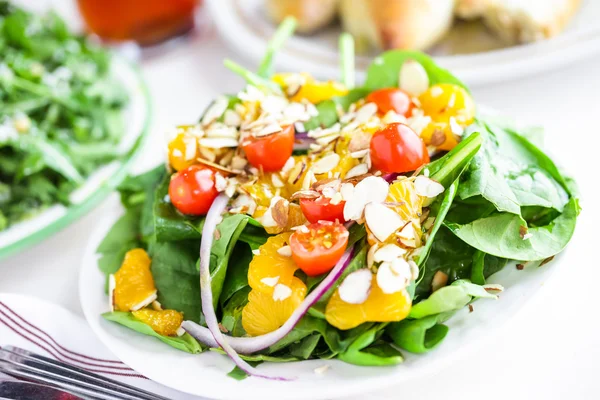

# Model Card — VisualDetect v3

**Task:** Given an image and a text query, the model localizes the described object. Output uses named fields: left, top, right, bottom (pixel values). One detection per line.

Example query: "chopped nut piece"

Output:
left=431, top=270, right=448, bottom=292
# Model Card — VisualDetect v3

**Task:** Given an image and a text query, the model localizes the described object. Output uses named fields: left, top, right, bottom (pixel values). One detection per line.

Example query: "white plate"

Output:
left=79, top=197, right=564, bottom=400
left=207, top=0, right=600, bottom=86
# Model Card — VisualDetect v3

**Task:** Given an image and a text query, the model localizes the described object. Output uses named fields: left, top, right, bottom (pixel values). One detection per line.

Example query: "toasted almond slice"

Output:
left=339, top=269, right=372, bottom=304
left=414, top=176, right=445, bottom=198
left=196, top=157, right=237, bottom=174
left=277, top=245, right=292, bottom=257
left=271, top=174, right=285, bottom=188
left=302, top=169, right=317, bottom=190
left=288, top=161, right=306, bottom=185
left=340, top=182, right=355, bottom=201
left=255, top=122, right=283, bottom=137
left=290, top=190, right=320, bottom=200
left=343, top=176, right=389, bottom=221
left=223, top=109, right=241, bottom=127
left=374, top=244, right=407, bottom=263
left=273, top=283, right=292, bottom=301
left=377, top=258, right=411, bottom=294
left=281, top=157, right=296, bottom=176
left=399, top=60, right=429, bottom=96
left=312, top=154, right=340, bottom=174
left=431, top=270, right=448, bottom=292
left=350, top=149, right=369, bottom=159
left=314, top=365, right=330, bottom=375
left=483, top=284, right=504, bottom=294
left=329, top=192, right=343, bottom=205
left=344, top=163, right=369, bottom=179
left=365, top=203, right=405, bottom=242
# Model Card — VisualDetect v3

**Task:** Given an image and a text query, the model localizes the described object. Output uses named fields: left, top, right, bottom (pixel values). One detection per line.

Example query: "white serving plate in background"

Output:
left=207, top=0, right=600, bottom=86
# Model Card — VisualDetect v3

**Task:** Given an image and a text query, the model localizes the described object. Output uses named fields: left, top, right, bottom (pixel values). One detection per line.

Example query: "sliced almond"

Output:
left=223, top=109, right=241, bottom=127
left=214, top=172, right=228, bottom=192
left=449, top=116, right=464, bottom=136
left=199, top=137, right=239, bottom=149
left=151, top=301, right=163, bottom=311
left=271, top=174, right=285, bottom=188
left=340, top=182, right=355, bottom=201
left=230, top=155, right=248, bottom=171
left=414, top=176, right=444, bottom=198
left=255, top=122, right=283, bottom=137
left=302, top=169, right=317, bottom=190
left=280, top=157, right=296, bottom=176
left=329, top=192, right=343, bottom=205
left=131, top=290, right=158, bottom=311
left=338, top=269, right=372, bottom=304
left=312, top=153, right=340, bottom=175
left=343, top=176, right=389, bottom=221
left=231, top=193, right=257, bottom=215
left=377, top=258, right=411, bottom=294
left=408, top=259, right=419, bottom=281
left=354, top=102, right=378, bottom=123
left=344, top=163, right=369, bottom=179
left=108, top=274, right=116, bottom=312
left=365, top=203, right=405, bottom=242
left=272, top=198, right=289, bottom=227
left=350, top=149, right=369, bottom=159
left=277, top=245, right=292, bottom=257
left=374, top=244, right=407, bottom=263
left=367, top=243, right=379, bottom=269
left=399, top=60, right=430, bottom=96
left=202, top=96, right=228, bottom=126
left=290, top=190, right=320, bottom=200
left=348, top=131, right=371, bottom=152
left=396, top=222, right=418, bottom=248
left=261, top=276, right=280, bottom=287
left=272, top=283, right=292, bottom=301
left=382, top=110, right=407, bottom=125
left=431, top=270, right=448, bottom=292
left=287, top=161, right=306, bottom=185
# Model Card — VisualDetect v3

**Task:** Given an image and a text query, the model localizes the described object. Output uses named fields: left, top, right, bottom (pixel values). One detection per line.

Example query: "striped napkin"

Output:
left=0, top=293, right=201, bottom=399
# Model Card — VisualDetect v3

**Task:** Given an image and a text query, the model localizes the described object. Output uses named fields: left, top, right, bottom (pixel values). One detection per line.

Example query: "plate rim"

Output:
left=0, top=57, right=152, bottom=262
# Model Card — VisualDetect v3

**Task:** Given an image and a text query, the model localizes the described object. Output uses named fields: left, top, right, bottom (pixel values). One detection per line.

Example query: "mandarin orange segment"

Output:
left=325, top=274, right=412, bottom=330
left=132, top=309, right=183, bottom=336
left=420, top=122, right=459, bottom=151
left=418, top=83, right=476, bottom=126
left=113, top=249, right=157, bottom=312
left=168, top=132, right=197, bottom=171
left=386, top=178, right=423, bottom=222
left=247, top=232, right=298, bottom=295
left=242, top=277, right=307, bottom=336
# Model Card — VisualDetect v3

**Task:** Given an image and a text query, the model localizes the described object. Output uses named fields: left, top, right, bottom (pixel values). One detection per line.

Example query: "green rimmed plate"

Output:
left=0, top=56, right=152, bottom=261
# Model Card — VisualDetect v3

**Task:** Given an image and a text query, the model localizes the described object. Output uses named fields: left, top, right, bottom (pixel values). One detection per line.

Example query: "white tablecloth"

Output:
left=1, top=26, right=598, bottom=400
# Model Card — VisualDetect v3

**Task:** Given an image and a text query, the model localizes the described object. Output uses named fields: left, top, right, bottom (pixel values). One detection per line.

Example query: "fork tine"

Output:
left=0, top=346, right=170, bottom=400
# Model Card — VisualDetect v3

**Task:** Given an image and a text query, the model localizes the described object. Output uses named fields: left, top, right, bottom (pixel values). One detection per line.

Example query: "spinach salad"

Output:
left=98, top=19, right=579, bottom=380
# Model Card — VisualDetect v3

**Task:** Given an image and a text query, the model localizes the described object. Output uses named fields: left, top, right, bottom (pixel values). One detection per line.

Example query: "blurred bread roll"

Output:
left=338, top=0, right=455, bottom=51
left=482, top=0, right=581, bottom=43
left=265, top=0, right=338, bottom=34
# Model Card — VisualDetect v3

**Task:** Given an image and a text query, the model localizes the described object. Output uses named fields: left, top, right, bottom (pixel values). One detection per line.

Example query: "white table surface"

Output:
left=1, top=22, right=599, bottom=400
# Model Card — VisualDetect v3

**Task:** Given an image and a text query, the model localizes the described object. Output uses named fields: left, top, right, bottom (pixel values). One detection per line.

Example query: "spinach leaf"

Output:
left=387, top=313, right=450, bottom=354
left=220, top=286, right=250, bottom=337
left=96, top=209, right=142, bottom=277
left=364, top=50, right=468, bottom=91
left=303, top=88, right=369, bottom=131
left=427, top=131, right=482, bottom=189
left=458, top=122, right=569, bottom=214
left=153, top=174, right=204, bottom=242
left=209, top=214, right=254, bottom=309
left=102, top=312, right=202, bottom=354
left=445, top=197, right=579, bottom=261
left=149, top=239, right=202, bottom=323
left=416, top=227, right=507, bottom=299
left=410, top=280, right=498, bottom=319
left=219, top=243, right=253, bottom=306
left=338, top=324, right=403, bottom=366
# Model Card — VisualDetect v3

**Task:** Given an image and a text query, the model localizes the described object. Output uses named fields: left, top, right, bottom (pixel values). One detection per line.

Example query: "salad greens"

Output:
left=97, top=22, right=580, bottom=379
left=0, top=2, right=128, bottom=231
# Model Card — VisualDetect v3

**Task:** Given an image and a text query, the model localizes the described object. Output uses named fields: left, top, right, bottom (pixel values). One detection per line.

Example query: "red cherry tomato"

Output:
left=366, top=88, right=414, bottom=117
left=370, top=123, right=430, bottom=174
left=300, top=197, right=346, bottom=224
left=168, top=165, right=219, bottom=216
left=289, top=221, right=349, bottom=277
left=242, top=125, right=295, bottom=172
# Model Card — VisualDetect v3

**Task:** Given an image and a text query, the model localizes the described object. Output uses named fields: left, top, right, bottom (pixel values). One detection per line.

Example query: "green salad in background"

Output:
left=0, top=1, right=128, bottom=231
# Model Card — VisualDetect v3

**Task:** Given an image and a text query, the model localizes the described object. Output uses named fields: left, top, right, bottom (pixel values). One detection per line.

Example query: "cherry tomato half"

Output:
left=242, top=125, right=295, bottom=172
left=370, top=123, right=430, bottom=174
left=366, top=88, right=414, bottom=117
left=289, top=221, right=349, bottom=277
left=168, top=165, right=219, bottom=216
left=300, top=197, right=346, bottom=224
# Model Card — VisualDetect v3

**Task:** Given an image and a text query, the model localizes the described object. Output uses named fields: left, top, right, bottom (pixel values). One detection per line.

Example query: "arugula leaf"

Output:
left=387, top=313, right=450, bottom=354
left=445, top=197, right=579, bottom=261
left=364, top=50, right=468, bottom=91
left=102, top=312, right=202, bottom=354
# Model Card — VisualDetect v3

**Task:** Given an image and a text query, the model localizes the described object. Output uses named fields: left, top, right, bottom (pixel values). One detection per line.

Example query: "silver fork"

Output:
left=0, top=346, right=170, bottom=400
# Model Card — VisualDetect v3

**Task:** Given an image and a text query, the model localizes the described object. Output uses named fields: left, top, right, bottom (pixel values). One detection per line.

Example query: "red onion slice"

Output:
left=197, top=194, right=289, bottom=380
left=184, top=246, right=355, bottom=355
